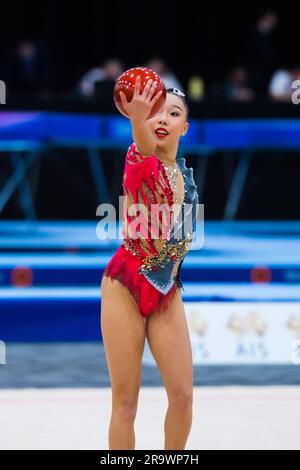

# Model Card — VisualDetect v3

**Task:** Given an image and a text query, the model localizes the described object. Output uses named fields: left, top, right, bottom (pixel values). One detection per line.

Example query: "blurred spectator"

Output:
left=78, top=57, right=124, bottom=97
left=269, top=63, right=300, bottom=102
left=245, top=8, right=280, bottom=93
left=1, top=38, right=55, bottom=95
left=145, top=56, right=183, bottom=90
left=187, top=75, right=205, bottom=102
left=212, top=65, right=255, bottom=102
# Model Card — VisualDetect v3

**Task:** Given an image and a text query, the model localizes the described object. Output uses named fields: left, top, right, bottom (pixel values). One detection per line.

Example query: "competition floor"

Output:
left=1, top=386, right=300, bottom=450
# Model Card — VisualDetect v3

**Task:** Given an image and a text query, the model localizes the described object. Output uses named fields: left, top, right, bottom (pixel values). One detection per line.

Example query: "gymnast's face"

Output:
left=147, top=93, right=189, bottom=149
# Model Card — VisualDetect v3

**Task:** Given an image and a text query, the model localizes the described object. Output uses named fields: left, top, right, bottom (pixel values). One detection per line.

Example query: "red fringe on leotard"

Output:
left=102, top=245, right=180, bottom=318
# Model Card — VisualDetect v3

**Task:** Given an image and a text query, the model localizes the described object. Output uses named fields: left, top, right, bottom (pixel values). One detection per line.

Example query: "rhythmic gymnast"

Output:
left=101, top=75, right=199, bottom=450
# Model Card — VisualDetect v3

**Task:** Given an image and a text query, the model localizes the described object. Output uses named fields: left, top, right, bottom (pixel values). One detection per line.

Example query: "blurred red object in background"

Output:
left=11, top=266, right=33, bottom=287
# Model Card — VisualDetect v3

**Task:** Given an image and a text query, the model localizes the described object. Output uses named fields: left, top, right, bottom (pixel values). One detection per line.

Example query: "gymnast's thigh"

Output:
left=100, top=276, right=147, bottom=395
left=145, top=288, right=194, bottom=400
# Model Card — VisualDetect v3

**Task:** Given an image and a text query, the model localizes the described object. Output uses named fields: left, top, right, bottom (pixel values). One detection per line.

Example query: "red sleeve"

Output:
left=123, top=142, right=174, bottom=250
left=123, top=141, right=161, bottom=206
left=126, top=142, right=157, bottom=165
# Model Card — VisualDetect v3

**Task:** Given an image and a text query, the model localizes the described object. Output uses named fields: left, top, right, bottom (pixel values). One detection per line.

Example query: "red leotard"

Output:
left=102, top=142, right=190, bottom=318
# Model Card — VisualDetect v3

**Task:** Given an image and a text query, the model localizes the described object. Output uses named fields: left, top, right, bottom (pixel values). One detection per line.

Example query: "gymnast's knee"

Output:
left=168, top=389, right=193, bottom=411
left=112, top=396, right=139, bottom=423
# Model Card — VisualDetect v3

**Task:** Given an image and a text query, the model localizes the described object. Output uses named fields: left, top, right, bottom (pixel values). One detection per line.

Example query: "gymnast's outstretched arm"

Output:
left=119, top=75, right=163, bottom=156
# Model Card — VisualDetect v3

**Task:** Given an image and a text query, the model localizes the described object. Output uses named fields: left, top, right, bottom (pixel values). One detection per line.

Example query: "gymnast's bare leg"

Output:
left=146, top=288, right=194, bottom=450
left=100, top=276, right=146, bottom=450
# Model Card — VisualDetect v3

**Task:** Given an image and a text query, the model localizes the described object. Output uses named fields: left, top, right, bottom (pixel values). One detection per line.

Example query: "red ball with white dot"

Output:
left=113, top=67, right=166, bottom=118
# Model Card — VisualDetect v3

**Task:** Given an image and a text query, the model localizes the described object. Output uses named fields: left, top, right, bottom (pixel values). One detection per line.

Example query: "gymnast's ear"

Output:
left=182, top=121, right=189, bottom=136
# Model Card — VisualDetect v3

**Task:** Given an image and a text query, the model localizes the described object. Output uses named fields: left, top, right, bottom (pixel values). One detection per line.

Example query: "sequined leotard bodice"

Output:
left=102, top=142, right=199, bottom=318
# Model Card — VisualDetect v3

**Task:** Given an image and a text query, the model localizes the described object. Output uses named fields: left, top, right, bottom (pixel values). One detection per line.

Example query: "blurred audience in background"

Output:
left=145, top=56, right=183, bottom=90
left=77, top=58, right=124, bottom=97
left=0, top=38, right=56, bottom=97
left=245, top=8, right=280, bottom=94
left=1, top=9, right=300, bottom=106
left=211, top=65, right=255, bottom=102
left=269, top=62, right=300, bottom=102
